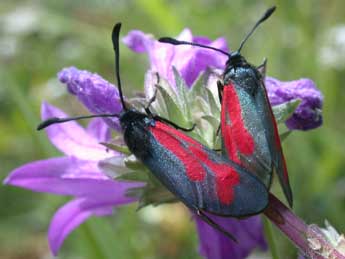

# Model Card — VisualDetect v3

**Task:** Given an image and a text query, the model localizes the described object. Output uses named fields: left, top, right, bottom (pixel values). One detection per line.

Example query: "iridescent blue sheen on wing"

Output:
left=120, top=110, right=269, bottom=216
left=221, top=54, right=293, bottom=207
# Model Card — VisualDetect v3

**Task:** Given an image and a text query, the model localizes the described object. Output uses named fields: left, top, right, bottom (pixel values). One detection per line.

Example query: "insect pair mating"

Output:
left=38, top=6, right=293, bottom=241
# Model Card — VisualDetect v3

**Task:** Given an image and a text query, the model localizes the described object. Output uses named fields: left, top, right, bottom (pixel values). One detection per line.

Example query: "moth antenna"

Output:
left=237, top=6, right=276, bottom=53
left=111, top=23, right=127, bottom=111
left=158, top=38, right=231, bottom=58
left=37, top=113, right=120, bottom=130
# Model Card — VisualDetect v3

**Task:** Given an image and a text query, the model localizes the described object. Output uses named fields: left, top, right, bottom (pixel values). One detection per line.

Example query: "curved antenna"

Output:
left=237, top=6, right=276, bottom=53
left=111, top=23, right=127, bottom=110
left=158, top=6, right=276, bottom=57
left=37, top=23, right=126, bottom=130
left=37, top=113, right=120, bottom=130
left=158, top=37, right=231, bottom=57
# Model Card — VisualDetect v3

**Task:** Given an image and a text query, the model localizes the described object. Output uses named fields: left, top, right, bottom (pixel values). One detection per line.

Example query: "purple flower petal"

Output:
left=4, top=155, right=143, bottom=197
left=41, top=102, right=114, bottom=161
left=58, top=67, right=122, bottom=130
left=5, top=157, right=106, bottom=194
left=48, top=187, right=144, bottom=256
left=265, top=77, right=323, bottom=130
left=123, top=28, right=228, bottom=87
left=122, top=30, right=153, bottom=53
left=48, top=198, right=114, bottom=255
left=86, top=118, right=112, bottom=143
left=195, top=214, right=267, bottom=259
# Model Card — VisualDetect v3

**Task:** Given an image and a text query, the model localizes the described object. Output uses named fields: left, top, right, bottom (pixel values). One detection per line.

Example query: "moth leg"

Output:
left=154, top=115, right=196, bottom=132
left=257, top=58, right=267, bottom=78
left=215, top=80, right=224, bottom=139
left=216, top=124, right=221, bottom=136
left=145, top=72, right=161, bottom=115
left=217, top=80, right=224, bottom=104
left=145, top=88, right=159, bottom=115
left=195, top=208, right=237, bottom=242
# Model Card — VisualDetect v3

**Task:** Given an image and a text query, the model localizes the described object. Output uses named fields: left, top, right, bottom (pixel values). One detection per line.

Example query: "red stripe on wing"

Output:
left=151, top=122, right=205, bottom=181
left=221, top=84, right=255, bottom=161
left=151, top=122, right=239, bottom=205
left=189, top=145, right=239, bottom=205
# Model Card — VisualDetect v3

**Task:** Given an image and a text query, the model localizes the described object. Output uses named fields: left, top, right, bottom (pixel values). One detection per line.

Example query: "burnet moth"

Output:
left=38, top=23, right=269, bottom=240
left=159, top=6, right=293, bottom=207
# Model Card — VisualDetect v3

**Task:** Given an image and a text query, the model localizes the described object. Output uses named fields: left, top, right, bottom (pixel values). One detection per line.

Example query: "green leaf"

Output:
left=205, top=87, right=221, bottom=116
left=188, top=72, right=205, bottom=100
left=116, top=171, right=150, bottom=183
left=280, top=130, right=292, bottom=142
left=151, top=76, right=174, bottom=117
left=124, top=155, right=146, bottom=170
left=156, top=84, right=190, bottom=127
left=272, top=99, right=301, bottom=124
left=128, top=185, right=178, bottom=209
left=173, top=67, right=189, bottom=112
left=194, top=96, right=211, bottom=115
left=198, top=116, right=219, bottom=148
left=100, top=142, right=131, bottom=155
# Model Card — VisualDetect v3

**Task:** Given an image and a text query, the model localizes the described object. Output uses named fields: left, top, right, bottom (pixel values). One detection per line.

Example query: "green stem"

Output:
left=263, top=216, right=280, bottom=259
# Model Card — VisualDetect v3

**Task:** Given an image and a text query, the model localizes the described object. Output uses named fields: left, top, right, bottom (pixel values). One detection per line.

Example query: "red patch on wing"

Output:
left=151, top=122, right=205, bottom=181
left=221, top=84, right=255, bottom=162
left=151, top=122, right=239, bottom=205
left=189, top=145, right=239, bottom=205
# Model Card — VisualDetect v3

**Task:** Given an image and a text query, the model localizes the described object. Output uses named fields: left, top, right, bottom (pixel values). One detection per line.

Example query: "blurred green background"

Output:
left=1, top=0, right=345, bottom=258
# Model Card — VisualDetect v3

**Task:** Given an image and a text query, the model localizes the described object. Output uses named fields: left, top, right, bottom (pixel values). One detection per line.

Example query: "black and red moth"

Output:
left=38, top=23, right=269, bottom=240
left=159, top=6, right=293, bottom=207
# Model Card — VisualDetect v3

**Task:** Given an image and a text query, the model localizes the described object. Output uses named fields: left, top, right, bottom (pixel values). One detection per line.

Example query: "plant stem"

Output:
left=264, top=193, right=345, bottom=259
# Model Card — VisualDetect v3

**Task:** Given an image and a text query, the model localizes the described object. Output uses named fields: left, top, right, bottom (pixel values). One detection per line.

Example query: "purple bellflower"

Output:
left=4, top=102, right=142, bottom=255
left=265, top=77, right=323, bottom=130
left=58, top=67, right=122, bottom=130
left=123, top=28, right=228, bottom=88
left=5, top=27, right=324, bottom=259
left=195, top=215, right=267, bottom=259
left=123, top=29, right=324, bottom=131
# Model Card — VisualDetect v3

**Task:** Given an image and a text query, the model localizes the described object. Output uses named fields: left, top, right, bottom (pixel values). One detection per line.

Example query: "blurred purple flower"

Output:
left=124, top=29, right=323, bottom=131
left=266, top=77, right=323, bottom=130
left=58, top=67, right=122, bottom=130
left=4, top=103, right=142, bottom=255
left=123, top=28, right=228, bottom=87
left=195, top=215, right=267, bottom=259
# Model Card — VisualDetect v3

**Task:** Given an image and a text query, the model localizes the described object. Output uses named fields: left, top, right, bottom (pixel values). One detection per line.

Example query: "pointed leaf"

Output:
left=173, top=67, right=189, bottom=114
left=124, top=155, right=146, bottom=170
left=149, top=77, right=171, bottom=118
left=280, top=130, right=292, bottom=142
left=156, top=85, right=189, bottom=127
left=188, top=72, right=206, bottom=100
left=116, top=171, right=150, bottom=183
left=194, top=96, right=211, bottom=115
left=205, top=87, right=221, bottom=115
left=100, top=142, right=131, bottom=155
left=272, top=99, right=301, bottom=124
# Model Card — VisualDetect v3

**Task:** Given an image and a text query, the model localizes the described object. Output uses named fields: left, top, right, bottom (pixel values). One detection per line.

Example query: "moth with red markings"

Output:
left=38, top=23, right=269, bottom=241
left=159, top=6, right=294, bottom=207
